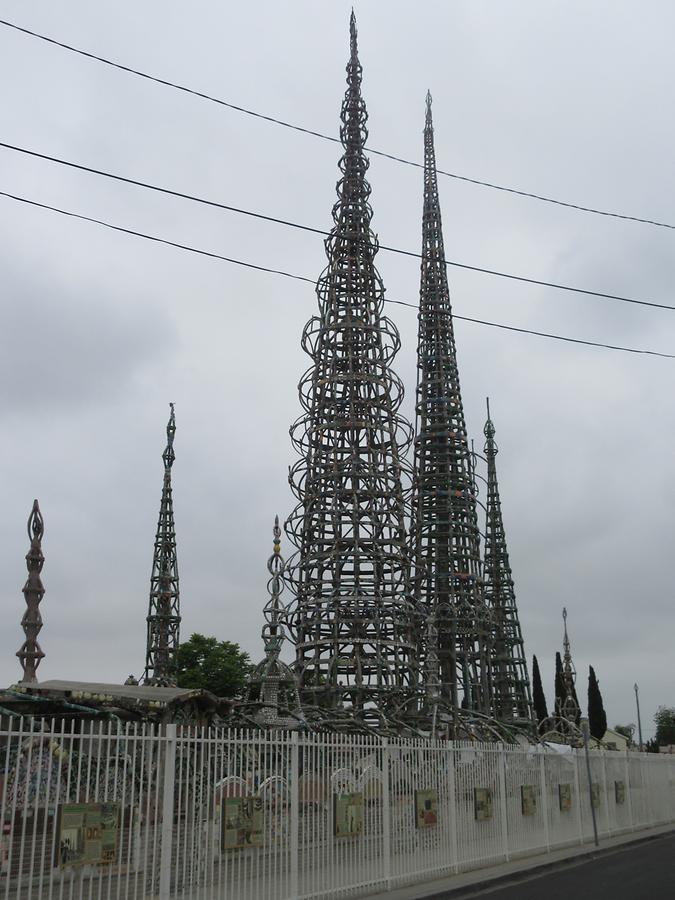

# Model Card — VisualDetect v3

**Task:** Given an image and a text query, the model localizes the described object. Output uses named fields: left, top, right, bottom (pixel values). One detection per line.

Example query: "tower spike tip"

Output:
left=425, top=90, right=433, bottom=123
left=350, top=9, right=358, bottom=58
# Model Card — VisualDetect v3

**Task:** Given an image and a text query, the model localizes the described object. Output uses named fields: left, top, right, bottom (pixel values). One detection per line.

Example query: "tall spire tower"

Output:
left=286, top=13, right=417, bottom=728
left=409, top=93, right=492, bottom=723
left=483, top=399, right=533, bottom=724
left=16, top=500, right=46, bottom=683
left=143, top=404, right=181, bottom=686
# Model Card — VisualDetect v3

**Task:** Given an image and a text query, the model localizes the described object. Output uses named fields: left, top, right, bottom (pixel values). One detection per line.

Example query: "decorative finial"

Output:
left=17, top=499, right=46, bottom=683
left=350, top=9, right=358, bottom=57
left=483, top=397, right=497, bottom=450
left=163, top=403, right=176, bottom=470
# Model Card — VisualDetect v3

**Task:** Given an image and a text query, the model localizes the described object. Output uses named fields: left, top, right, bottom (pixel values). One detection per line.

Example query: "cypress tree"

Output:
left=587, top=665, right=607, bottom=740
left=532, top=655, right=548, bottom=724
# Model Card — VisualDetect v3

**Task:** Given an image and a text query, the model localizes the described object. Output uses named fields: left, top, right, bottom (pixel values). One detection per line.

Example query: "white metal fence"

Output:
left=1, top=719, right=674, bottom=899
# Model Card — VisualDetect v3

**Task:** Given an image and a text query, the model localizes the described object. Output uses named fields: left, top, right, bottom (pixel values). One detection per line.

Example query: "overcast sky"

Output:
left=1, top=1, right=673, bottom=739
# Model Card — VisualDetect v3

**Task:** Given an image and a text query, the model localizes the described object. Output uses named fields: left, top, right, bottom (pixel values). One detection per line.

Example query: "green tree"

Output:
left=613, top=724, right=635, bottom=746
left=532, top=655, right=549, bottom=724
left=654, top=706, right=675, bottom=746
left=175, top=633, right=252, bottom=698
left=587, top=665, right=607, bottom=741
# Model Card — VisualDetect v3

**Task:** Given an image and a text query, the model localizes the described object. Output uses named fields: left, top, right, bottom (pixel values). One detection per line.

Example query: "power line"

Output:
left=2, top=17, right=674, bottom=234
left=2, top=141, right=674, bottom=314
left=1, top=188, right=673, bottom=360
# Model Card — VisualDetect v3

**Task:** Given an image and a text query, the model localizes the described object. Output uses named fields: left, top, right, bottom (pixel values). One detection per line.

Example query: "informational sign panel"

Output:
left=474, top=787, right=493, bottom=821
left=56, top=803, right=119, bottom=868
left=558, top=783, right=572, bottom=811
left=520, top=785, right=537, bottom=816
left=614, top=781, right=626, bottom=805
left=333, top=792, right=363, bottom=837
left=221, top=797, right=264, bottom=850
left=415, top=789, right=438, bottom=828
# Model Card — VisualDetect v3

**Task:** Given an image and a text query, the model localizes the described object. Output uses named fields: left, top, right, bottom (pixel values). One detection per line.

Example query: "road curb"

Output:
left=416, top=827, right=675, bottom=899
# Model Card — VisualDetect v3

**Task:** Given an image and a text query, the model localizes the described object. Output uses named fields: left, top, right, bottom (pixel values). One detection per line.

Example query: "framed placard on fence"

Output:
left=615, top=781, right=626, bottom=805
left=558, top=783, right=572, bottom=812
left=55, top=803, right=119, bottom=868
left=415, top=789, right=438, bottom=828
left=591, top=783, right=601, bottom=809
left=221, top=797, right=264, bottom=850
left=474, top=787, right=493, bottom=821
left=520, top=785, right=537, bottom=816
left=333, top=792, right=363, bottom=838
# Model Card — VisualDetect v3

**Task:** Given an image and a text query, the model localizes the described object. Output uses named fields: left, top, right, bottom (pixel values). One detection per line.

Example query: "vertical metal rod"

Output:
left=581, top=718, right=599, bottom=847
left=381, top=739, right=391, bottom=889
left=159, top=724, right=177, bottom=900
left=538, top=750, right=550, bottom=851
left=497, top=745, right=509, bottom=862
left=289, top=732, right=299, bottom=900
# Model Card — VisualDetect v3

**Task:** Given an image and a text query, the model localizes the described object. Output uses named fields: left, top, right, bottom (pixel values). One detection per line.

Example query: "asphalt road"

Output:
left=441, top=835, right=675, bottom=899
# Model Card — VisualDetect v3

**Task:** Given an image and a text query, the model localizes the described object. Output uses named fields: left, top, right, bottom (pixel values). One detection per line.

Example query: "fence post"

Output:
left=601, top=750, right=611, bottom=836
left=497, top=745, right=509, bottom=862
left=447, top=742, right=459, bottom=873
left=382, top=739, right=391, bottom=889
left=538, top=750, right=550, bottom=852
left=290, top=732, right=299, bottom=900
left=159, top=723, right=177, bottom=900
left=624, top=750, right=634, bottom=832
left=573, top=749, right=583, bottom=845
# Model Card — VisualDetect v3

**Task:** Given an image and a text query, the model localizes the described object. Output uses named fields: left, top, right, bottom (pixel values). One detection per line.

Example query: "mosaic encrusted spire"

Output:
left=143, top=404, right=181, bottom=686
left=286, top=13, right=417, bottom=728
left=409, top=92, right=492, bottom=724
left=483, top=399, right=533, bottom=724
left=16, top=500, right=46, bottom=683
left=241, top=516, right=304, bottom=728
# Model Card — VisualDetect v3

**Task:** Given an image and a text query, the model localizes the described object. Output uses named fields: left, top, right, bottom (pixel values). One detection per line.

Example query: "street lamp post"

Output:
left=634, top=683, right=644, bottom=752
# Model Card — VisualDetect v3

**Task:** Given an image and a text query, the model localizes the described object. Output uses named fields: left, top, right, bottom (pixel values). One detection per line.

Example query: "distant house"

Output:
left=592, top=728, right=631, bottom=751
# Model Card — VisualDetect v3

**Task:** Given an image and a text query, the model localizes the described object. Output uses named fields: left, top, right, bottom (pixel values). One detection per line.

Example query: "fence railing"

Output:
left=1, top=719, right=674, bottom=899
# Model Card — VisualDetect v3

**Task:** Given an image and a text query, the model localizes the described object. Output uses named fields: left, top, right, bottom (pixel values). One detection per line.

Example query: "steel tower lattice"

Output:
left=409, top=93, right=492, bottom=724
left=286, top=13, right=417, bottom=728
left=143, top=404, right=181, bottom=686
left=16, top=500, right=46, bottom=683
left=483, top=399, right=533, bottom=724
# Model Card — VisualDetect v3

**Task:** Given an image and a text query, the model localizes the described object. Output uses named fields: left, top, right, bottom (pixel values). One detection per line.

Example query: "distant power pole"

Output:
left=634, top=683, right=644, bottom=751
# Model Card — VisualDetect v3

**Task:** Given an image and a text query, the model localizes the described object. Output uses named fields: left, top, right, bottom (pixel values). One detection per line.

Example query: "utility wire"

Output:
left=2, top=141, right=673, bottom=314
left=2, top=17, right=674, bottom=233
left=1, top=188, right=672, bottom=360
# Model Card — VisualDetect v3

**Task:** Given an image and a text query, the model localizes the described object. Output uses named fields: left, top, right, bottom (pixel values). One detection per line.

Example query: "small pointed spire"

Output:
left=484, top=397, right=496, bottom=444
left=17, top=500, right=46, bottom=683
left=241, top=516, right=304, bottom=728
left=143, top=404, right=181, bottom=686
left=560, top=607, right=579, bottom=725
left=349, top=9, right=358, bottom=60
left=163, top=402, right=176, bottom=470
left=425, top=90, right=433, bottom=125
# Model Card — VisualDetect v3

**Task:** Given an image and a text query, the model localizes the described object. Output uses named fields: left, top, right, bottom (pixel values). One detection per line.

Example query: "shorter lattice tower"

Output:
left=16, top=500, right=46, bottom=683
left=483, top=399, right=533, bottom=725
left=241, top=516, right=304, bottom=728
left=143, top=404, right=181, bottom=686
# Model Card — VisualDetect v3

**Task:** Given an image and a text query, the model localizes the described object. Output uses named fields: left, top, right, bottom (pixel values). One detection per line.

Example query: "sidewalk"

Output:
left=364, top=823, right=675, bottom=900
